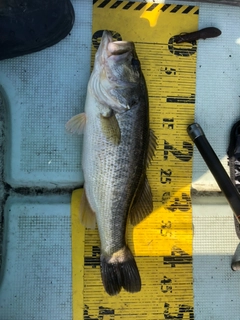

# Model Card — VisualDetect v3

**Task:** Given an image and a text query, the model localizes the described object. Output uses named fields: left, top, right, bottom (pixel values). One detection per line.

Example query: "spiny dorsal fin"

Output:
left=147, top=129, right=157, bottom=167
left=65, top=113, right=86, bottom=135
left=79, top=188, right=96, bottom=229
left=100, top=113, right=121, bottom=145
left=129, top=175, right=153, bottom=226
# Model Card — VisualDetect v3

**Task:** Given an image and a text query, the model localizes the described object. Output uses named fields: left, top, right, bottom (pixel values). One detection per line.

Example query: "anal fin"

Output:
left=129, top=175, right=153, bottom=226
left=79, top=188, right=96, bottom=229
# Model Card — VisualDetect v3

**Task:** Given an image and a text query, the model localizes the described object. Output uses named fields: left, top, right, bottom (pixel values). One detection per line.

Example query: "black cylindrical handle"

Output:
left=187, top=123, right=240, bottom=223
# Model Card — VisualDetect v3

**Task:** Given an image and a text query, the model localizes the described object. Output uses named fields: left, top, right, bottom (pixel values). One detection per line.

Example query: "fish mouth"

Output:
left=108, top=41, right=134, bottom=55
left=99, top=30, right=134, bottom=58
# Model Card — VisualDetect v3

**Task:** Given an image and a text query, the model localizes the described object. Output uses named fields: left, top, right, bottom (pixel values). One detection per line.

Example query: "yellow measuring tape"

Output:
left=72, top=1, right=198, bottom=319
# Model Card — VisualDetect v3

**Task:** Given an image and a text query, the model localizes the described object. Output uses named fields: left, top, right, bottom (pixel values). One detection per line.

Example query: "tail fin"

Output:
left=100, top=246, right=141, bottom=296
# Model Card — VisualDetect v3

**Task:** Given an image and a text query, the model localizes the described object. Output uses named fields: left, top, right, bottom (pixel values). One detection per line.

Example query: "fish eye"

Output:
left=131, top=58, right=140, bottom=67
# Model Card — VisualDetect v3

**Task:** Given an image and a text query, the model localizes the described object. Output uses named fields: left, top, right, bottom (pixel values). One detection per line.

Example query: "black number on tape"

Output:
left=84, top=305, right=115, bottom=320
left=167, top=192, right=191, bottom=212
left=84, top=304, right=98, bottom=320
left=84, top=246, right=100, bottom=268
left=164, top=67, right=177, bottom=75
left=99, top=307, right=115, bottom=320
left=164, top=140, right=193, bottom=162
left=160, top=169, right=172, bottom=184
left=163, top=246, right=192, bottom=268
left=164, top=303, right=194, bottom=319
left=160, top=220, right=172, bottom=237
left=160, top=276, right=172, bottom=293
left=161, top=192, right=171, bottom=204
left=162, top=118, right=174, bottom=129
left=168, top=36, right=197, bottom=57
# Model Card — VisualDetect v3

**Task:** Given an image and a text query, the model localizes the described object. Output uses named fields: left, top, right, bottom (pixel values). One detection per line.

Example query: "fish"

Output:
left=66, top=30, right=157, bottom=296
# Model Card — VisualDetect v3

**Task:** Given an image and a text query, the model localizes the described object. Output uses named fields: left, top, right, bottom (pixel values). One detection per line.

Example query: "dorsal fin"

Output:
left=147, top=129, right=157, bottom=167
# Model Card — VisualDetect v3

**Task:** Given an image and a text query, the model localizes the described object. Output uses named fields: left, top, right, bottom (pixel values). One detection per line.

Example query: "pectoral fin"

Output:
left=129, top=175, right=153, bottom=226
left=65, top=113, right=86, bottom=134
left=147, top=129, right=157, bottom=167
left=79, top=188, right=96, bottom=229
left=100, top=113, right=121, bottom=145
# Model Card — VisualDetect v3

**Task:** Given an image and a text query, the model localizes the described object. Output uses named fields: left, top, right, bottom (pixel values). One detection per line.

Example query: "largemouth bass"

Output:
left=66, top=31, right=156, bottom=296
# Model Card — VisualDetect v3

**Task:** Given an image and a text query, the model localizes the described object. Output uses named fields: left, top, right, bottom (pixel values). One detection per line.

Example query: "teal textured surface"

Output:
left=0, top=1, right=91, bottom=188
left=0, top=195, right=72, bottom=319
